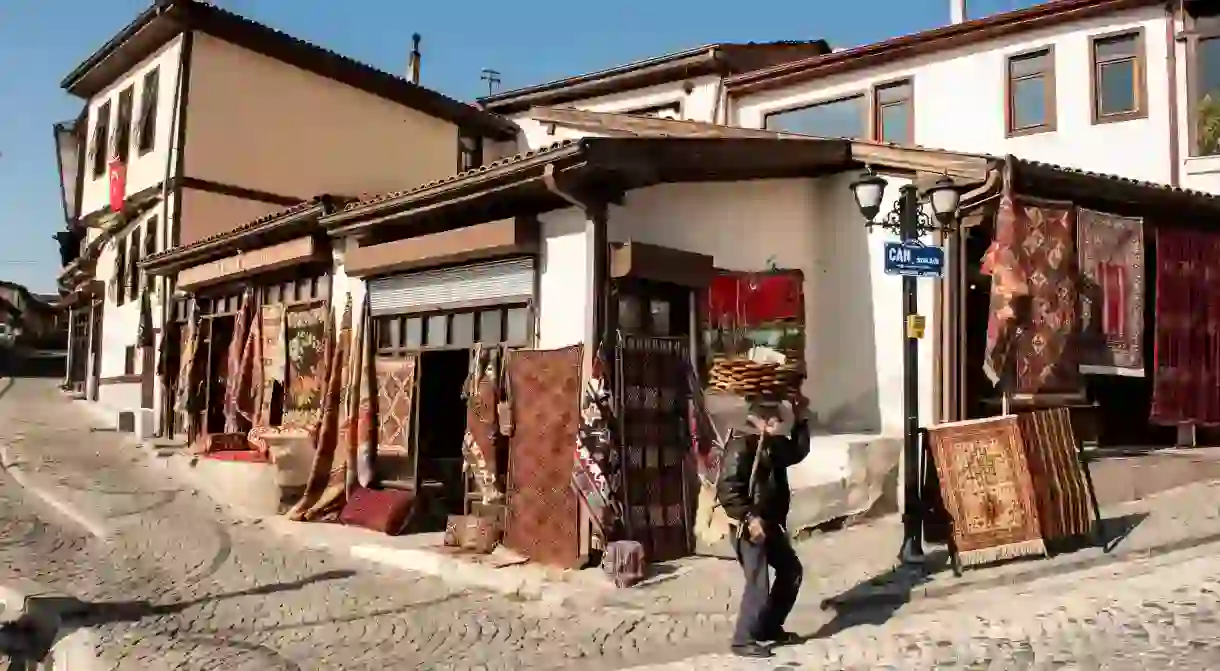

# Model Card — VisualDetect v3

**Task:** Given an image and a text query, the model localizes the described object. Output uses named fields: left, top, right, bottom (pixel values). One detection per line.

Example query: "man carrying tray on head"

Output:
left=716, top=391, right=810, bottom=658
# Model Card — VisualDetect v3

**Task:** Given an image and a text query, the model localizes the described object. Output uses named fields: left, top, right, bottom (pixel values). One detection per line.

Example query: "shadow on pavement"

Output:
left=0, top=569, right=356, bottom=666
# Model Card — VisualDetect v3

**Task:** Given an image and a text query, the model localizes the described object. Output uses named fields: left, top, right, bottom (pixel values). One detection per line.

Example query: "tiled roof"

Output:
left=340, top=140, right=584, bottom=212
left=61, top=0, right=516, bottom=138
left=1011, top=158, right=1220, bottom=203
left=141, top=195, right=344, bottom=265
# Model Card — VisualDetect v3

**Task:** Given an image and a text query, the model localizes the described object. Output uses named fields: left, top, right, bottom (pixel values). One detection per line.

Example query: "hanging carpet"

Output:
left=572, top=359, right=623, bottom=548
left=288, top=299, right=349, bottom=522
left=375, top=355, right=418, bottom=467
left=223, top=289, right=256, bottom=434
left=504, top=345, right=584, bottom=568
left=259, top=304, right=287, bottom=424
left=1076, top=208, right=1145, bottom=377
left=926, top=415, right=1046, bottom=567
left=462, top=344, right=503, bottom=504
left=1150, top=227, right=1220, bottom=426
left=616, top=334, right=693, bottom=562
left=982, top=194, right=1079, bottom=394
left=283, top=305, right=328, bottom=430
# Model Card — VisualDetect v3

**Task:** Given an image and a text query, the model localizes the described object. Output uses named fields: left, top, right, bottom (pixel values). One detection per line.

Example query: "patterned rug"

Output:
left=1016, top=407, right=1094, bottom=542
left=283, top=306, right=328, bottom=430
left=375, top=355, right=418, bottom=459
left=1077, top=208, right=1145, bottom=377
left=982, top=195, right=1079, bottom=394
left=504, top=345, right=583, bottom=568
left=927, top=415, right=1046, bottom=567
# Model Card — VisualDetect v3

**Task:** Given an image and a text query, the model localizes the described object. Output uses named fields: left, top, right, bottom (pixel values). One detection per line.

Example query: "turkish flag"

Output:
left=108, top=159, right=127, bottom=213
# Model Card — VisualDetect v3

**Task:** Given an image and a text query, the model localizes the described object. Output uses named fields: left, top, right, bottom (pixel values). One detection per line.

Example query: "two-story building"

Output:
left=479, top=41, right=830, bottom=149
left=53, top=0, right=516, bottom=436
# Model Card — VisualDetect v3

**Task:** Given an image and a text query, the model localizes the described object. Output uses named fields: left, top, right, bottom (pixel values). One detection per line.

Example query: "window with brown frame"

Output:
left=764, top=94, right=867, bottom=139
left=124, top=346, right=136, bottom=375
left=874, top=79, right=914, bottom=144
left=1090, top=29, right=1147, bottom=124
left=127, top=227, right=140, bottom=303
left=1005, top=47, right=1057, bottom=136
left=142, top=218, right=157, bottom=293
left=89, top=101, right=111, bottom=178
left=114, top=236, right=127, bottom=307
left=114, top=86, right=134, bottom=163
left=375, top=304, right=532, bottom=355
left=136, top=67, right=159, bottom=155
left=1189, top=11, right=1220, bottom=156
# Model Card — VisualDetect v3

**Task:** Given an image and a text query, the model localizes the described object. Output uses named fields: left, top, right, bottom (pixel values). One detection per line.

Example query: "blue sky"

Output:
left=0, top=0, right=1037, bottom=292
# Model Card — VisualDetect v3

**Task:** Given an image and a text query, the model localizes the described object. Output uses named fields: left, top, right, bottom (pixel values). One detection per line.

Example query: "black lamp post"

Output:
left=849, top=170, right=961, bottom=566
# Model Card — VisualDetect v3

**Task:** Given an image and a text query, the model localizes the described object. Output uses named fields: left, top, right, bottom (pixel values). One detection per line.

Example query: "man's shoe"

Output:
left=759, top=629, right=800, bottom=645
left=730, top=643, right=773, bottom=658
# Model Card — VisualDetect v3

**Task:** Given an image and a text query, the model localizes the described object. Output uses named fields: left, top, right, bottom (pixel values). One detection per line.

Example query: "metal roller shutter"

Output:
left=367, top=257, right=535, bottom=316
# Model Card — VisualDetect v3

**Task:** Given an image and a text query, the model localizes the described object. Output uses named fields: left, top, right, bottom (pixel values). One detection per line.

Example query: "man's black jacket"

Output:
left=716, top=421, right=810, bottom=526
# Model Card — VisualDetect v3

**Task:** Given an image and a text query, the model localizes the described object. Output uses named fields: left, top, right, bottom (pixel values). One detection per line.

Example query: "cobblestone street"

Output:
left=1, top=377, right=1219, bottom=669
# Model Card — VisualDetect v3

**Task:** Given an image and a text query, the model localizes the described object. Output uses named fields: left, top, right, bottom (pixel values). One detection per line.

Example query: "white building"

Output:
left=490, top=0, right=1220, bottom=195
left=479, top=41, right=830, bottom=151
left=53, top=0, right=515, bottom=435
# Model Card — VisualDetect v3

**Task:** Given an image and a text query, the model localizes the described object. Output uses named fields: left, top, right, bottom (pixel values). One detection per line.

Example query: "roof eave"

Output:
left=60, top=1, right=186, bottom=96
left=478, top=48, right=722, bottom=114
left=142, top=202, right=329, bottom=276
left=726, top=0, right=1163, bottom=95
left=321, top=143, right=589, bottom=232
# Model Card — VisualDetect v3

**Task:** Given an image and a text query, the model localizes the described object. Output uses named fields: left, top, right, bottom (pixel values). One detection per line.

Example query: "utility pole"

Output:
left=480, top=69, right=501, bottom=97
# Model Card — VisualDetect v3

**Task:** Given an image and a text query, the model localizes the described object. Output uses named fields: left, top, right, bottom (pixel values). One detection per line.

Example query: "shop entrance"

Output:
left=373, top=301, right=534, bottom=531
left=957, top=214, right=1173, bottom=447
left=416, top=349, right=470, bottom=523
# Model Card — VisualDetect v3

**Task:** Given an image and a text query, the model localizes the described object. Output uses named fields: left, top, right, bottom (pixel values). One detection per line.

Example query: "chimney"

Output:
left=407, top=33, right=422, bottom=84
left=950, top=0, right=966, bottom=24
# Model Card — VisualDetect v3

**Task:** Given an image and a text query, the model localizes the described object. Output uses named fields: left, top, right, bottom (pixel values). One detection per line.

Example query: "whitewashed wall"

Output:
left=536, top=208, right=590, bottom=349
left=80, top=35, right=184, bottom=216
left=734, top=5, right=1175, bottom=186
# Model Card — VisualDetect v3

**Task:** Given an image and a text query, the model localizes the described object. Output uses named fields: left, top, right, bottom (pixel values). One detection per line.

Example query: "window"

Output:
left=114, top=236, right=127, bottom=307
left=375, top=304, right=533, bottom=354
left=459, top=135, right=483, bottom=172
left=136, top=67, right=159, bottom=154
left=1090, top=30, right=1146, bottom=124
left=622, top=102, right=682, bottom=119
left=89, top=101, right=111, bottom=178
left=128, top=227, right=140, bottom=303
left=765, top=95, right=867, bottom=139
left=874, top=79, right=914, bottom=143
left=124, top=346, right=135, bottom=375
left=1005, top=47, right=1056, bottom=136
left=114, top=86, right=134, bottom=163
left=143, top=219, right=157, bottom=293
left=1189, top=10, right=1220, bottom=156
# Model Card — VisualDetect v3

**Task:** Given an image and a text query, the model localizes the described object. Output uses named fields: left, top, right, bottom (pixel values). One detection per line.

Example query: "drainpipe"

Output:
left=1166, top=0, right=1183, bottom=187
left=155, top=29, right=189, bottom=437
left=542, top=161, right=605, bottom=566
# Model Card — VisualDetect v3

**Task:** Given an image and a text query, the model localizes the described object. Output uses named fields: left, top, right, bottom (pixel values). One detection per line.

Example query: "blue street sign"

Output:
left=883, top=240, right=945, bottom=278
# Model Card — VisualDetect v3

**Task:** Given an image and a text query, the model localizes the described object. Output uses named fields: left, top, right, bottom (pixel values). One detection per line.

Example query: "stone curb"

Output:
left=0, top=443, right=110, bottom=539
left=822, top=529, right=1220, bottom=612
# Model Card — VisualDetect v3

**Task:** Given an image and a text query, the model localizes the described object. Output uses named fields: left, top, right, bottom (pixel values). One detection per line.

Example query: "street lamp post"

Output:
left=849, top=170, right=961, bottom=566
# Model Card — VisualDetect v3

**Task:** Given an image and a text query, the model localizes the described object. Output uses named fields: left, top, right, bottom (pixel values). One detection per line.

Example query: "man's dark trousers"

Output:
left=730, top=525, right=803, bottom=645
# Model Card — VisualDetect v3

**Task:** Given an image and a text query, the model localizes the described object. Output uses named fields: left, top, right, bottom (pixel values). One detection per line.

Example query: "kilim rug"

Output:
left=1016, top=407, right=1094, bottom=542
left=504, top=345, right=583, bottom=568
left=1077, top=208, right=1145, bottom=377
left=374, top=355, right=418, bottom=460
left=927, top=415, right=1046, bottom=567
left=982, top=195, right=1079, bottom=393
left=616, top=334, right=693, bottom=562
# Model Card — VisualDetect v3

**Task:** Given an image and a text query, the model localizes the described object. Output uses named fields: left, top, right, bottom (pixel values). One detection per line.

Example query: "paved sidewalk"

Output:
left=626, top=540, right=1220, bottom=669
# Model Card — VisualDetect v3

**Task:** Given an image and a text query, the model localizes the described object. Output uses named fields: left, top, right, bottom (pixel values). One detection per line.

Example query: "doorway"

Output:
left=201, top=316, right=235, bottom=434
left=415, top=349, right=471, bottom=526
